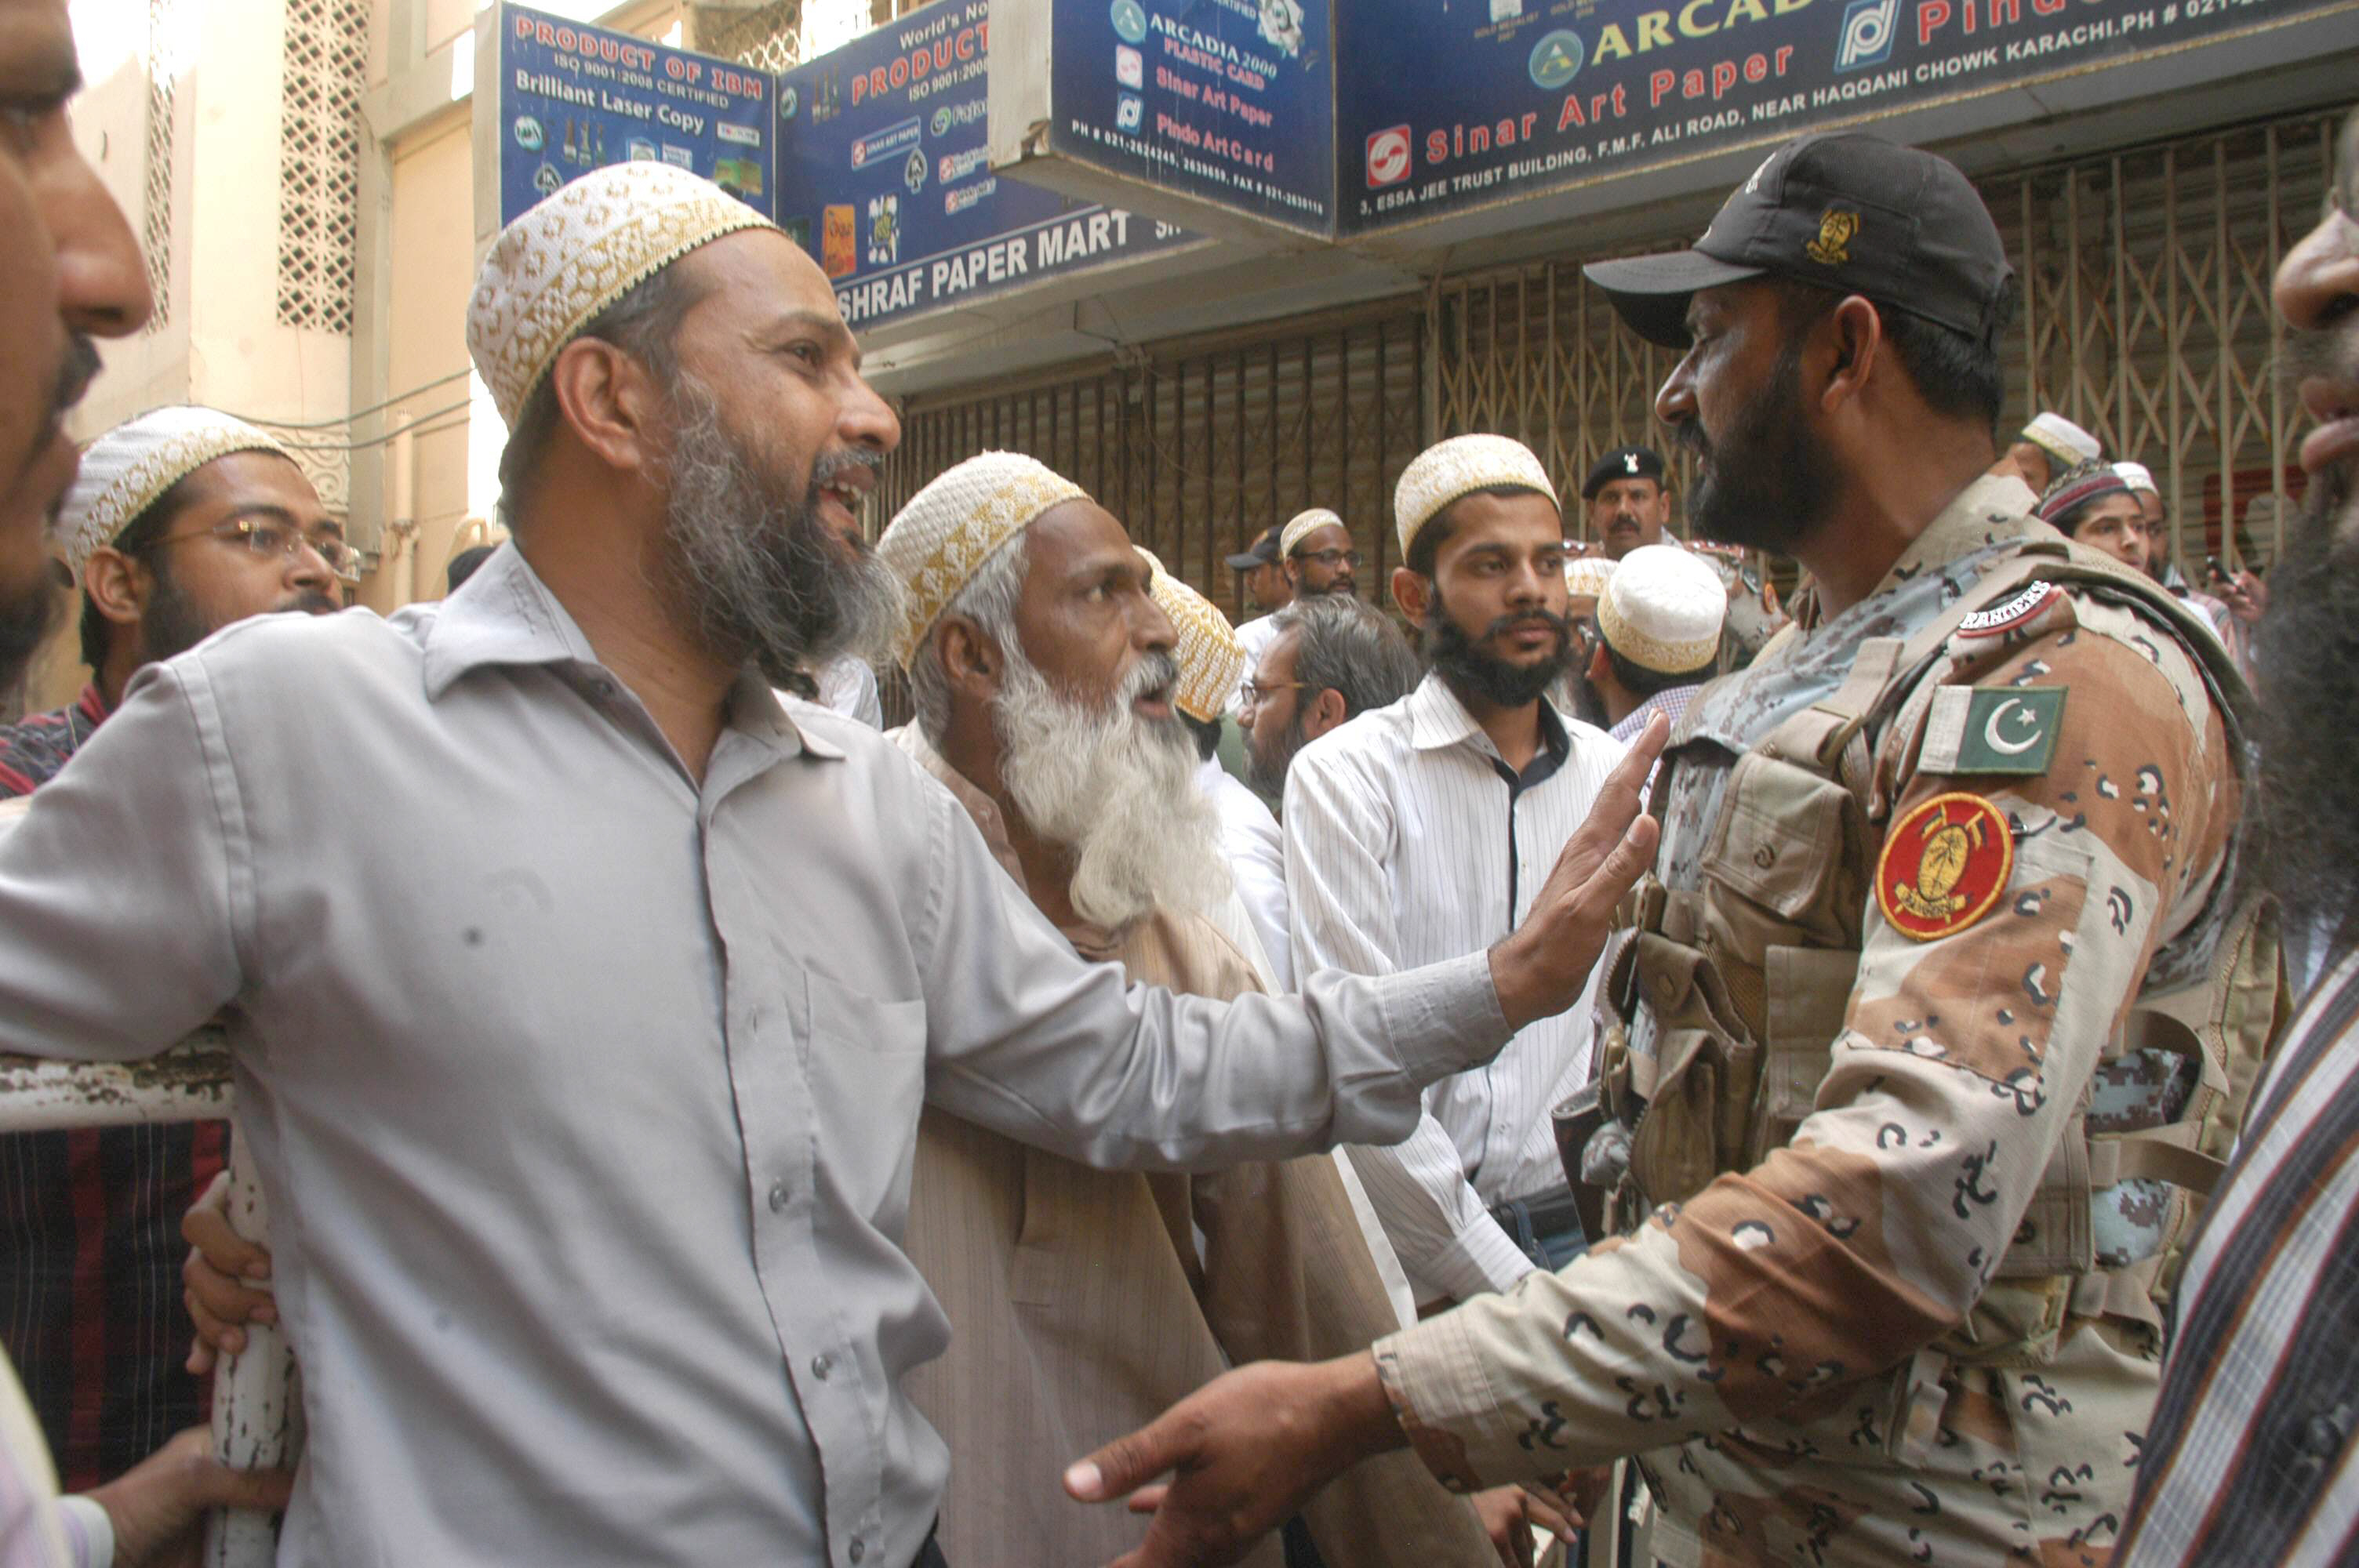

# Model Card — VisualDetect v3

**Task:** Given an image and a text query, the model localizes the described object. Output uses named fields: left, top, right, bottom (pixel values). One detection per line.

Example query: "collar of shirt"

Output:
left=419, top=543, right=842, bottom=771
left=1786, top=473, right=2048, bottom=633
left=887, top=723, right=1125, bottom=960
left=1609, top=682, right=1699, bottom=746
left=1404, top=672, right=1572, bottom=795
left=74, top=684, right=109, bottom=728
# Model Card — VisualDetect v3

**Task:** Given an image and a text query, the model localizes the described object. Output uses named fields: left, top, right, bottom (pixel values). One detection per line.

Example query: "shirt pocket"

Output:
left=805, top=971, right=930, bottom=1225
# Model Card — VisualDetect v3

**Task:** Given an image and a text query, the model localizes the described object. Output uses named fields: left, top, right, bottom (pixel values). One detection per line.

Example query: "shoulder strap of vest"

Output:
left=1755, top=538, right=2254, bottom=785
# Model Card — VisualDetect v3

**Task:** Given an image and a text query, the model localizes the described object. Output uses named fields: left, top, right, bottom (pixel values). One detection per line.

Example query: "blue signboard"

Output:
left=775, top=0, right=1193, bottom=330
left=1044, top=0, right=1335, bottom=237
left=498, top=5, right=775, bottom=224
left=1333, top=0, right=2350, bottom=236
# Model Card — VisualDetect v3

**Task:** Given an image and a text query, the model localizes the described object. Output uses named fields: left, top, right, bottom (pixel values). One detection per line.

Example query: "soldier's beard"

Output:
left=1678, top=340, right=1838, bottom=556
left=659, top=376, right=904, bottom=685
left=2250, top=466, right=2359, bottom=973
left=993, top=648, right=1231, bottom=929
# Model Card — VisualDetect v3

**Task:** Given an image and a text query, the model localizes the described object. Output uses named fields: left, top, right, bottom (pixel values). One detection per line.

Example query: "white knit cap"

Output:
left=56, top=407, right=294, bottom=579
left=875, top=452, right=1089, bottom=669
left=1139, top=550, right=1244, bottom=723
left=467, top=162, right=775, bottom=429
left=1278, top=507, right=1343, bottom=559
left=2019, top=412, right=2101, bottom=466
left=1393, top=434, right=1558, bottom=561
left=2114, top=461, right=2158, bottom=496
left=1563, top=554, right=1618, bottom=599
left=1596, top=543, right=1725, bottom=675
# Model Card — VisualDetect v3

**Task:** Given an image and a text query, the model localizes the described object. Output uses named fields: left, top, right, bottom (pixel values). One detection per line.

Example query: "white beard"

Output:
left=992, top=651, right=1231, bottom=929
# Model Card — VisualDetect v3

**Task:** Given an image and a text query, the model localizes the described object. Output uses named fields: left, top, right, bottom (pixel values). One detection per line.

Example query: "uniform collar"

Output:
left=420, top=542, right=841, bottom=762
left=1790, top=474, right=2049, bottom=632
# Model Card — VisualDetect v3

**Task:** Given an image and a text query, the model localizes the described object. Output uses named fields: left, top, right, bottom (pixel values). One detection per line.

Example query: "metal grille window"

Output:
left=696, top=2, right=801, bottom=71
left=276, top=0, right=368, bottom=334
left=881, top=300, right=1425, bottom=620
left=140, top=0, right=177, bottom=330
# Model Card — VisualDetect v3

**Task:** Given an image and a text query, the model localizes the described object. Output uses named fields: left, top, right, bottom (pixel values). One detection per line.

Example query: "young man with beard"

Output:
left=1241, top=593, right=1423, bottom=806
left=0, top=408, right=341, bottom=1506
left=1281, top=506, right=1361, bottom=601
left=2115, top=107, right=2359, bottom=1568
left=873, top=453, right=1499, bottom=1568
left=1064, top=132, right=2268, bottom=1568
left=0, top=0, right=294, bottom=1558
left=42, top=162, right=1663, bottom=1568
left=1282, top=434, right=1631, bottom=1313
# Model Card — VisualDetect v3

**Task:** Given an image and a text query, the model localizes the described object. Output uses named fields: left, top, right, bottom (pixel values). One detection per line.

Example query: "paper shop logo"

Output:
left=1365, top=125, right=1412, bottom=189
left=1834, top=0, right=1899, bottom=70
left=1528, top=30, right=1584, bottom=89
left=1115, top=44, right=1143, bottom=89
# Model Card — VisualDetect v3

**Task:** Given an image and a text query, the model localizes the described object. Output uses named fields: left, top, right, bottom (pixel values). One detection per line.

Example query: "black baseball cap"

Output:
left=1583, top=132, right=2012, bottom=350
left=1581, top=446, right=1667, bottom=500
left=1225, top=524, right=1283, bottom=571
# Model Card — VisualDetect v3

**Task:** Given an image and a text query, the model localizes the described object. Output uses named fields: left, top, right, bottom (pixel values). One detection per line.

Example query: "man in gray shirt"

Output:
left=5, top=164, right=1661, bottom=1568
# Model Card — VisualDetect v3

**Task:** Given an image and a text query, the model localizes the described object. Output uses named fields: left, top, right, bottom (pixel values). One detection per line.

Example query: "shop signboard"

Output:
left=1334, top=0, right=2350, bottom=235
left=496, top=5, right=775, bottom=224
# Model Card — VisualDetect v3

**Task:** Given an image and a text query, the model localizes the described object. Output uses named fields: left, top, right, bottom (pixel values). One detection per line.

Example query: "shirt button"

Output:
left=767, top=1180, right=790, bottom=1213
left=2297, top=1405, right=2350, bottom=1462
left=812, top=1352, right=834, bottom=1381
left=848, top=1540, right=865, bottom=1564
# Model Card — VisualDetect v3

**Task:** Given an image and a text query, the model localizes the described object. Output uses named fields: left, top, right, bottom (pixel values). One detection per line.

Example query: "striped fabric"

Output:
left=2119, top=947, right=2359, bottom=1566
left=1284, top=673, right=1625, bottom=1305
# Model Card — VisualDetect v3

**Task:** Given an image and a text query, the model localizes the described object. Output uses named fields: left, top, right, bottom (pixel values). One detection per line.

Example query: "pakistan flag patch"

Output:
left=1917, top=685, right=2066, bottom=776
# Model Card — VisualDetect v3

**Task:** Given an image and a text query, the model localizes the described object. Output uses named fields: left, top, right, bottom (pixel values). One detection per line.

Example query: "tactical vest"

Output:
left=1594, top=537, right=2285, bottom=1358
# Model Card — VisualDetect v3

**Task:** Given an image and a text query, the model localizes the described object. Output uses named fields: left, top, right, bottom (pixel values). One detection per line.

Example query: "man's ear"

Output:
left=1301, top=685, right=1350, bottom=743
left=1390, top=566, right=1431, bottom=628
left=547, top=337, right=668, bottom=481
left=936, top=613, right=1004, bottom=704
left=1821, top=296, right=1885, bottom=416
left=79, top=545, right=150, bottom=630
left=1587, top=640, right=1612, bottom=684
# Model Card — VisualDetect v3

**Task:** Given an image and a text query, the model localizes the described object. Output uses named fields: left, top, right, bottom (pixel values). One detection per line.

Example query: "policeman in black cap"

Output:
left=1579, top=445, right=1670, bottom=561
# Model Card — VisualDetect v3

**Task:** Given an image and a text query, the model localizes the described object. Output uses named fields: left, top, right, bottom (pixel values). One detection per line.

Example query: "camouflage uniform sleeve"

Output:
left=1372, top=596, right=2237, bottom=1489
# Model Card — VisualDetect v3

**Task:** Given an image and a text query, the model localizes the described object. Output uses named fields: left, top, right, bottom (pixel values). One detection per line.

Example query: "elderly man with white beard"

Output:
left=873, top=452, right=1507, bottom=1568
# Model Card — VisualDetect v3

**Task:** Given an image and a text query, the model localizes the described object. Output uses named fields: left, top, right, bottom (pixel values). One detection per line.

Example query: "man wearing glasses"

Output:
left=1279, top=506, right=1361, bottom=601
left=0, top=405, right=344, bottom=1499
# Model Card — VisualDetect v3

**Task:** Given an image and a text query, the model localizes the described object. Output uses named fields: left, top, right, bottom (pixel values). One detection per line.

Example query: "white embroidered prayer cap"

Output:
left=1138, top=550, right=1244, bottom=724
left=2114, top=461, right=2159, bottom=497
left=467, top=162, right=775, bottom=430
left=875, top=452, right=1089, bottom=669
left=1278, top=507, right=1343, bottom=560
left=55, top=407, right=295, bottom=580
left=1596, top=543, right=1725, bottom=676
left=1393, top=434, right=1558, bottom=561
left=1563, top=554, right=1618, bottom=600
left=2019, top=412, right=2101, bottom=466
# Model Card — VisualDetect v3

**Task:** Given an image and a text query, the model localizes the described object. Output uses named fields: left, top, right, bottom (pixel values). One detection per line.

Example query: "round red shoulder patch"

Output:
left=1875, top=793, right=2014, bottom=942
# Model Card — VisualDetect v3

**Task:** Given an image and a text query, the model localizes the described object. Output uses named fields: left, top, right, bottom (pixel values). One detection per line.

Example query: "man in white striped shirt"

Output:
left=2117, top=107, right=2359, bottom=1568
left=1285, top=435, right=1629, bottom=1308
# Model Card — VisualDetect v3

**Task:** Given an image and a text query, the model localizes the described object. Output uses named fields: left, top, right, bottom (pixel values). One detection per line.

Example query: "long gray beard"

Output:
left=660, top=376, right=904, bottom=682
left=993, top=650, right=1231, bottom=929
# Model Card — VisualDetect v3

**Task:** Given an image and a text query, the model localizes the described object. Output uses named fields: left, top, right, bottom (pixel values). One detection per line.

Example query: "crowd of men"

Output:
left=0, top=0, right=2350, bottom=1560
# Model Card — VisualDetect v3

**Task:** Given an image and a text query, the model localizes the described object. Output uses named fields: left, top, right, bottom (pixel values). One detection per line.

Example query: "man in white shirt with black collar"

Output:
left=1283, top=435, right=1637, bottom=1311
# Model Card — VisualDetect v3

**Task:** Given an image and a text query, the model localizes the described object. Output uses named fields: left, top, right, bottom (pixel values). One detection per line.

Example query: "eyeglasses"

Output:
left=140, top=518, right=361, bottom=580
left=1294, top=549, right=1361, bottom=570
left=1240, top=680, right=1308, bottom=709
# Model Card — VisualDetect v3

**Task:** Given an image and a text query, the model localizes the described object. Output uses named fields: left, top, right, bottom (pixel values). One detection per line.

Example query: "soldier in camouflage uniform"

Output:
left=1061, top=132, right=2279, bottom=1568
